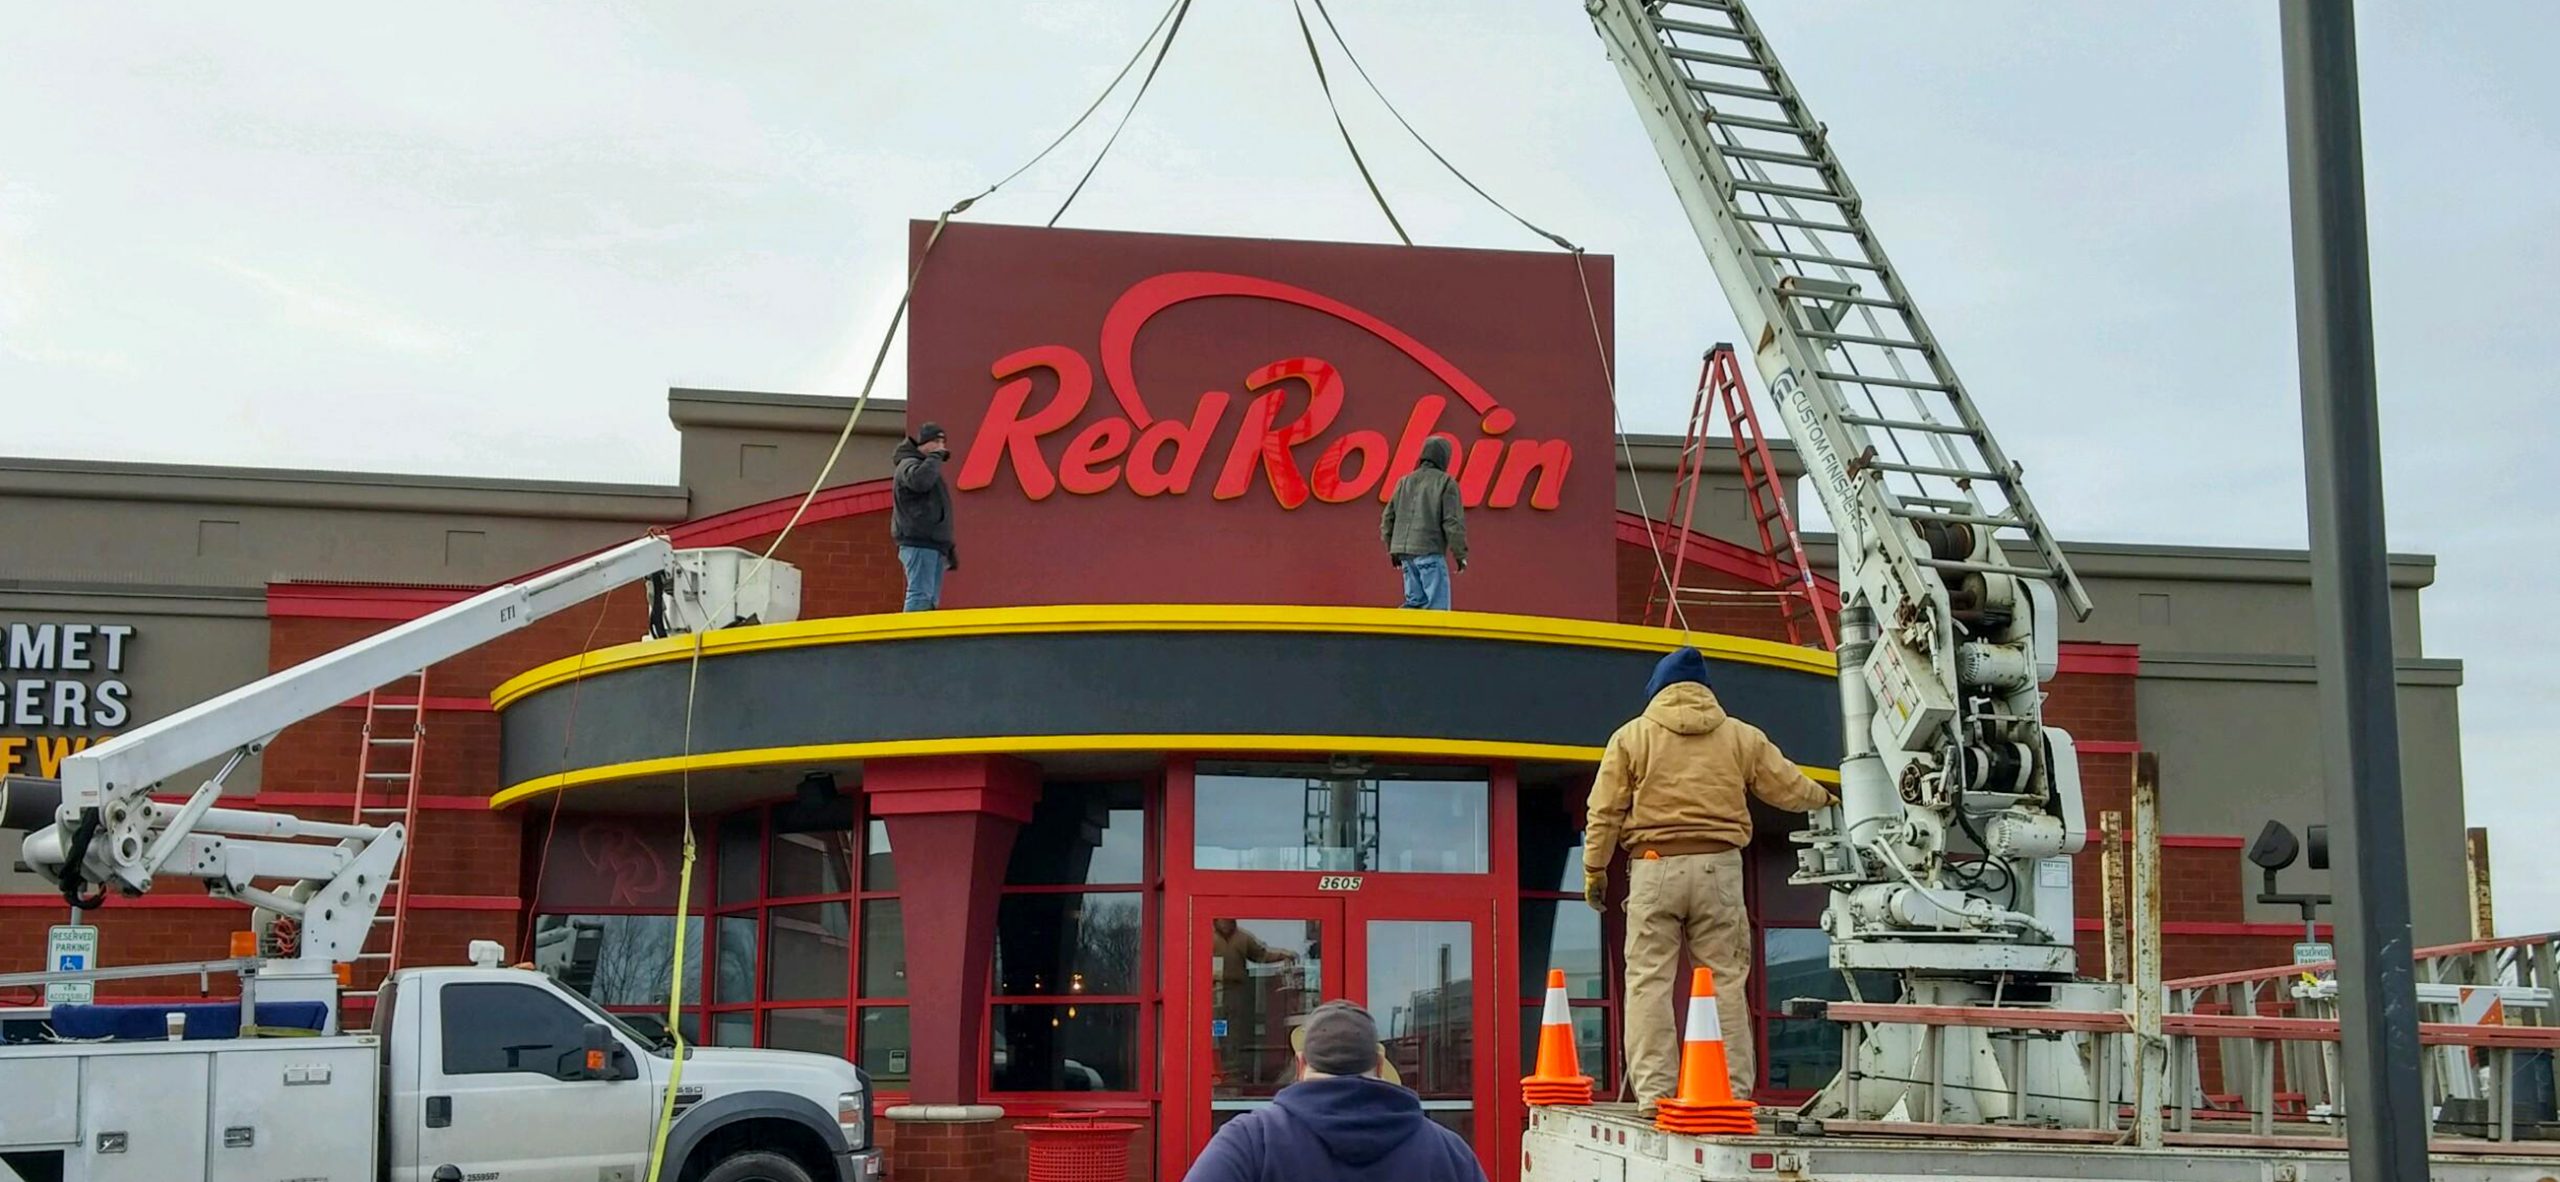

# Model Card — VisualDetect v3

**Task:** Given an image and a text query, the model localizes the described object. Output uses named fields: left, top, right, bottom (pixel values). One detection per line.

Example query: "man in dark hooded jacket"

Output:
left=1585, top=647, right=1835, bottom=1108
left=891, top=422, right=955, bottom=611
left=1184, top=1000, right=1485, bottom=1182
left=1379, top=436, right=1467, bottom=610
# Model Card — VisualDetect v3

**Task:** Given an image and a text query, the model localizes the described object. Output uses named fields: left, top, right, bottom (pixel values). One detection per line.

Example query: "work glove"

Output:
left=1455, top=555, right=1469, bottom=573
left=1584, top=866, right=1608, bottom=912
left=1391, top=554, right=1404, bottom=568
left=945, top=546, right=960, bottom=573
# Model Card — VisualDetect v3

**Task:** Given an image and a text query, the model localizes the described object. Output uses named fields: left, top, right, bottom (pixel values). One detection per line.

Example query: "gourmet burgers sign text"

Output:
left=907, top=223, right=1616, bottom=616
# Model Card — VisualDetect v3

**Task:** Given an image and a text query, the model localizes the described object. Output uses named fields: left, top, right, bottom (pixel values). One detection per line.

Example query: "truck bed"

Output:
left=1522, top=1103, right=2560, bottom=1182
left=0, top=1032, right=378, bottom=1182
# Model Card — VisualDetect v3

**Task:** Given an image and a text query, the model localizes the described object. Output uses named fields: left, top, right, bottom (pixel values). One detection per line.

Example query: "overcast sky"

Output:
left=6, top=3, right=2554, bottom=927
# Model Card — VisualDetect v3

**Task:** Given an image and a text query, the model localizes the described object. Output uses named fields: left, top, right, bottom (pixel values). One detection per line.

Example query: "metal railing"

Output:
left=1795, top=933, right=2560, bottom=1152
left=2159, top=932, right=2560, bottom=1136
left=1808, top=994, right=2560, bottom=1152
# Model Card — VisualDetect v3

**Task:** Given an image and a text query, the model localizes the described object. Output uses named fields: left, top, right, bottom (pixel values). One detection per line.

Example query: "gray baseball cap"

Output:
left=1300, top=1000, right=1382, bottom=1076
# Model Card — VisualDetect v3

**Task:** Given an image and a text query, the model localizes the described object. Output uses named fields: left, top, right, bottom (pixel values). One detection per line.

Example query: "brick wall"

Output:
left=877, top=1113, right=1158, bottom=1182
left=2044, top=672, right=2137, bottom=745
left=2072, top=842, right=2245, bottom=925
left=0, top=908, right=241, bottom=1006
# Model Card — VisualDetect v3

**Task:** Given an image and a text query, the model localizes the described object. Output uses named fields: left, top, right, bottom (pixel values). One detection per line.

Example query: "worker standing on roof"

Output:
left=892, top=422, right=956, bottom=611
left=1585, top=647, right=1835, bottom=1108
left=1381, top=437, right=1467, bottom=610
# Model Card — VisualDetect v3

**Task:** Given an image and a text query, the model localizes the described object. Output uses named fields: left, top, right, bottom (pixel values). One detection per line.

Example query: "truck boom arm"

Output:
left=22, top=537, right=686, bottom=959
left=1588, top=0, right=2092, bottom=976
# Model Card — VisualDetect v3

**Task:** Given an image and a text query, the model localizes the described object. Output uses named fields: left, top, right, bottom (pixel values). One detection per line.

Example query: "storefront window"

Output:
left=1193, top=761, right=1488, bottom=874
left=1517, top=901, right=1604, bottom=1000
left=765, top=902, right=851, bottom=1001
left=860, top=900, right=907, bottom=998
left=529, top=914, right=703, bottom=1008
left=1761, top=928, right=1898, bottom=1093
left=766, top=1006, right=849, bottom=1057
left=994, top=893, right=1144, bottom=997
left=714, top=915, right=758, bottom=1004
left=770, top=828, right=855, bottom=898
left=527, top=815, right=709, bottom=1036
left=863, top=820, right=897, bottom=891
left=717, top=811, right=763, bottom=904
left=698, top=798, right=908, bottom=1087
left=990, top=781, right=1156, bottom=1097
left=1368, top=921, right=1474, bottom=1102
left=1006, top=782, right=1146, bottom=885
left=991, top=1004, right=1142, bottom=1092
left=861, top=1006, right=912, bottom=1089
left=1517, top=779, right=1613, bottom=1091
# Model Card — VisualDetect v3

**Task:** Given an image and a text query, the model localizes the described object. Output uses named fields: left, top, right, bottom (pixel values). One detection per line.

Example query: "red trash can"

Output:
left=1019, top=1112, right=1139, bottom=1182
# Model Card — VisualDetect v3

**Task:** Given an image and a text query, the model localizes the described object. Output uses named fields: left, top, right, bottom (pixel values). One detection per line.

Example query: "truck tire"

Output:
left=700, top=1150, right=817, bottom=1182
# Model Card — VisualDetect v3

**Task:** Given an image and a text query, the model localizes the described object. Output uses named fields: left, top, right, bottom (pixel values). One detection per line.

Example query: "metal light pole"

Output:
left=2278, top=2, right=2427, bottom=1177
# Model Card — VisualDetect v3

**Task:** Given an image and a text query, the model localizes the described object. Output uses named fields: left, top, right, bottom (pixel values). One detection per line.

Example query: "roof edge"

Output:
left=0, top=454, right=689, bottom=522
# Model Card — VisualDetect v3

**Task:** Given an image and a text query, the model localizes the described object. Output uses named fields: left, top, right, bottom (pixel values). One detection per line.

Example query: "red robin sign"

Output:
left=909, top=222, right=1616, bottom=617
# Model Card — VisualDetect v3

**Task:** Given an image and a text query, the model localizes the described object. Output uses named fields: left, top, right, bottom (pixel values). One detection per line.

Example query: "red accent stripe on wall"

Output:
left=2074, top=739, right=2142, bottom=754
left=242, top=792, right=495, bottom=812
left=673, top=481, right=894, bottom=549
left=2074, top=918, right=2331, bottom=937
left=2058, top=642, right=2141, bottom=676
left=0, top=893, right=520, bottom=911
left=266, top=479, right=899, bottom=622
left=269, top=583, right=474, bottom=620
left=2160, top=835, right=2246, bottom=850
left=328, top=695, right=492, bottom=714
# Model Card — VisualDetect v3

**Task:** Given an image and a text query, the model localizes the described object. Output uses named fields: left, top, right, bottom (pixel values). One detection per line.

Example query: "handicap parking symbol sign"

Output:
left=46, top=925, right=99, bottom=1005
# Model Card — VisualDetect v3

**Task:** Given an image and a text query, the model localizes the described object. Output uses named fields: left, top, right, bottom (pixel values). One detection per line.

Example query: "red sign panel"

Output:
left=908, top=222, right=1615, bottom=618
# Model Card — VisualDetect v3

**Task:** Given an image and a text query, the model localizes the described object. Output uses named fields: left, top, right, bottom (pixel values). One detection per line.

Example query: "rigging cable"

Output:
left=637, top=2, right=1200, bottom=1177
left=1289, top=0, right=1408, bottom=245
left=1051, top=0, right=1198, bottom=227
left=1302, top=0, right=1691, bottom=635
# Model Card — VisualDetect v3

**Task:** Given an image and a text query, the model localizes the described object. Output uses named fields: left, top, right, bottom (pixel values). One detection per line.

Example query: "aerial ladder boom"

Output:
left=1587, top=0, right=2095, bottom=982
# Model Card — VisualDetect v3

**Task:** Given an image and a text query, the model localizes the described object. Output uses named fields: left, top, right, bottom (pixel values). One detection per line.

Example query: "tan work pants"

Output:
left=1623, top=849, right=1751, bottom=1105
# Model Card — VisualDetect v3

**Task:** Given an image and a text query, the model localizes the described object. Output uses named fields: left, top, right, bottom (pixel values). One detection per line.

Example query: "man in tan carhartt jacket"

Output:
left=1585, top=646, right=1833, bottom=1106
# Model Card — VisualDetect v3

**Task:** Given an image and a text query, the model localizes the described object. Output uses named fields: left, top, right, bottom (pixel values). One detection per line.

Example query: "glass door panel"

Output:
left=1365, top=919, right=1477, bottom=1141
left=1195, top=902, right=1334, bottom=1140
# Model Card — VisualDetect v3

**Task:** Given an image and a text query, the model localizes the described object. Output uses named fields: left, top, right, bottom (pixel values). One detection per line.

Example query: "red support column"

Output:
left=867, top=753, right=1041, bottom=1106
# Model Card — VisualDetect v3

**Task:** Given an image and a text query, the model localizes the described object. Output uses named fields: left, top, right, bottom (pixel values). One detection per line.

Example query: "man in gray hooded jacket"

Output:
left=1379, top=436, right=1468, bottom=610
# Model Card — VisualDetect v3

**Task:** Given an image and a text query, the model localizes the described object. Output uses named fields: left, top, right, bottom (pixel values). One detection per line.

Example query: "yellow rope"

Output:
left=642, top=632, right=708, bottom=1182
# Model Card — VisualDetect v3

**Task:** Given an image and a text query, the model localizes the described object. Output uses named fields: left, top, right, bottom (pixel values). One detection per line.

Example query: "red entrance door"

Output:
left=1180, top=892, right=1497, bottom=1170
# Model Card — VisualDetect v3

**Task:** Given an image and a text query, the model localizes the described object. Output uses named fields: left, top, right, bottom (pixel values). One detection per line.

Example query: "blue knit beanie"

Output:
left=1644, top=647, right=1711, bottom=700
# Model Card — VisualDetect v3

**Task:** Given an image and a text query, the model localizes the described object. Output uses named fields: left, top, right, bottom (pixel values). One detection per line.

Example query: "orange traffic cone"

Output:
left=1655, top=966, right=1755, bottom=1136
left=1521, top=968, right=1593, bottom=1106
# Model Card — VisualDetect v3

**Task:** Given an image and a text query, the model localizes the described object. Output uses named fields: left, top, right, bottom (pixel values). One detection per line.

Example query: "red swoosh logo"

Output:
left=1097, top=271, right=1510, bottom=430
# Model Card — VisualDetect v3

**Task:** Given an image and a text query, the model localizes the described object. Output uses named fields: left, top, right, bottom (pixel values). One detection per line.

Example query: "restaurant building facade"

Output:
left=0, top=225, right=2472, bottom=1181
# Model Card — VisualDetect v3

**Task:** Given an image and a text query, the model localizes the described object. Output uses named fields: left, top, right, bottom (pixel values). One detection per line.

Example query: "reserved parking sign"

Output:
left=45, top=924, right=98, bottom=1005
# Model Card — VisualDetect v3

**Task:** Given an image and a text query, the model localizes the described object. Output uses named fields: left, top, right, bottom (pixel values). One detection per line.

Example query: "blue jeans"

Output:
left=1400, top=554, right=1451, bottom=610
left=899, top=545, right=947, bottom=612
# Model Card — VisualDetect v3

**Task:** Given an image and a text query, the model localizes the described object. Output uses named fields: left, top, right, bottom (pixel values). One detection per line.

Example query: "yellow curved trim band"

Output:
left=488, top=732, right=1843, bottom=809
left=491, top=603, right=1837, bottom=709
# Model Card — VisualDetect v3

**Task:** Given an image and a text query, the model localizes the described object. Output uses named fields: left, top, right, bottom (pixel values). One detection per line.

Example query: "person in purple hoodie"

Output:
left=1183, top=1000, right=1487, bottom=1182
